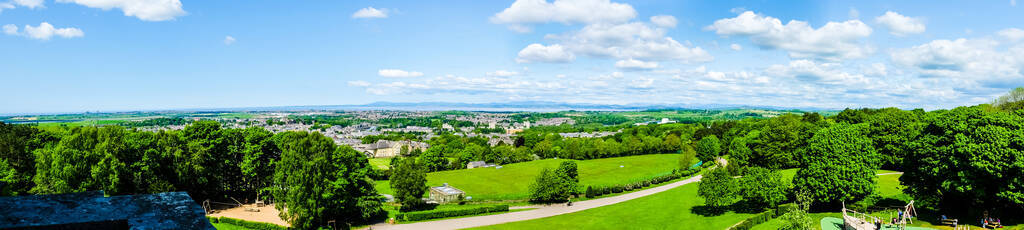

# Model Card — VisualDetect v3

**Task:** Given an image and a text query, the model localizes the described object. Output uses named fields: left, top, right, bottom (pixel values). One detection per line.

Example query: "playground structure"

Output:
left=841, top=200, right=917, bottom=230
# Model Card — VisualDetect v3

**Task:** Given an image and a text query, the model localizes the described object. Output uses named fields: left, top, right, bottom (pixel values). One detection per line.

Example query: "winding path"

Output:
left=368, top=174, right=704, bottom=230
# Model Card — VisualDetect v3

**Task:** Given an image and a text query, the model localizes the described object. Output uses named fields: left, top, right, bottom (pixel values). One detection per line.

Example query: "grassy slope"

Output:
left=374, top=154, right=680, bottom=201
left=468, top=181, right=755, bottom=230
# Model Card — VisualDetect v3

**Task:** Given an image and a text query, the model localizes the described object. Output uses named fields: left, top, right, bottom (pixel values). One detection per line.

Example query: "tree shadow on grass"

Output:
left=692, top=205, right=729, bottom=217
left=692, top=200, right=768, bottom=217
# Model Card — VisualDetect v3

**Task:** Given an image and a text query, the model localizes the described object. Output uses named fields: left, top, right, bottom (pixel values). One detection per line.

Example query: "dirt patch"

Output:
left=208, top=204, right=290, bottom=227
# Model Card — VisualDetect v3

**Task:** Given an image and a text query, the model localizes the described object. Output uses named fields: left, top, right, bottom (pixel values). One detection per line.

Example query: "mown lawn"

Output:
left=369, top=157, right=392, bottom=170
left=468, top=181, right=756, bottom=230
left=374, top=154, right=681, bottom=201
left=211, top=223, right=250, bottom=230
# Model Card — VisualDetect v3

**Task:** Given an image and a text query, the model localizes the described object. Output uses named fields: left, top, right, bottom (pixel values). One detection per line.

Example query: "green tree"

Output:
left=555, top=161, right=579, bottom=195
left=0, top=122, right=43, bottom=196
left=902, top=106, right=1024, bottom=212
left=528, top=168, right=572, bottom=203
left=738, top=167, right=789, bottom=210
left=678, top=144, right=697, bottom=170
left=697, top=167, right=736, bottom=209
left=792, top=124, right=878, bottom=207
left=390, top=157, right=427, bottom=211
left=272, top=131, right=384, bottom=229
left=695, top=135, right=721, bottom=163
left=418, top=148, right=448, bottom=172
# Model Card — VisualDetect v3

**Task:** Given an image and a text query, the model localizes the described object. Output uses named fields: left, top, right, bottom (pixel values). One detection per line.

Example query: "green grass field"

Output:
left=469, top=181, right=755, bottom=230
left=211, top=223, right=249, bottom=230
left=369, top=157, right=392, bottom=170
left=374, top=154, right=681, bottom=201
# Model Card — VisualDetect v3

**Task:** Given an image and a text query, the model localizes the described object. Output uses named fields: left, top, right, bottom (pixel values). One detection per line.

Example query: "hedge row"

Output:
left=584, top=168, right=701, bottom=198
left=395, top=205, right=510, bottom=222
left=728, top=210, right=775, bottom=230
left=727, top=203, right=797, bottom=230
left=210, top=216, right=290, bottom=230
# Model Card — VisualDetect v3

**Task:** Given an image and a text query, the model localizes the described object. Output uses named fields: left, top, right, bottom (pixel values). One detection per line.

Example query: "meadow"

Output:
left=468, top=181, right=755, bottom=230
left=373, top=154, right=681, bottom=201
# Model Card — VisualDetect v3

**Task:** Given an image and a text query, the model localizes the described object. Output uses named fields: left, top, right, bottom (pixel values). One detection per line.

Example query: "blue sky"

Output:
left=2, top=0, right=1023, bottom=114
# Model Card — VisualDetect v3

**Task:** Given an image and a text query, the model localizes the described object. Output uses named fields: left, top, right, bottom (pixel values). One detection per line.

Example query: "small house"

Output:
left=428, top=183, right=465, bottom=204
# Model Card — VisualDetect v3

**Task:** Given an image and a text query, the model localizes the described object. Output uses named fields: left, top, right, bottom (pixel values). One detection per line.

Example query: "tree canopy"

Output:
left=792, top=123, right=878, bottom=206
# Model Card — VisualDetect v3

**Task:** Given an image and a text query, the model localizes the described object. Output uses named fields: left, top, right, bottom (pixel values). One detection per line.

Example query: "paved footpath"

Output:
left=368, top=175, right=703, bottom=230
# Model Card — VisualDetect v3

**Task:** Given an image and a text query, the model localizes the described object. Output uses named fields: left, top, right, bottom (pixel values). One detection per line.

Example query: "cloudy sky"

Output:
left=2, top=0, right=1023, bottom=114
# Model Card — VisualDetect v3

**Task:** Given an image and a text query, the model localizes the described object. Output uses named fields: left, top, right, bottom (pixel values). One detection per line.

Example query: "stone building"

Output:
left=428, top=183, right=465, bottom=204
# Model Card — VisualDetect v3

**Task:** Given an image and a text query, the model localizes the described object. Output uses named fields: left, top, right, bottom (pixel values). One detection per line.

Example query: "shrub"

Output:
left=585, top=186, right=595, bottom=198
left=217, top=217, right=290, bottom=230
left=395, top=205, right=510, bottom=222
left=728, top=210, right=775, bottom=230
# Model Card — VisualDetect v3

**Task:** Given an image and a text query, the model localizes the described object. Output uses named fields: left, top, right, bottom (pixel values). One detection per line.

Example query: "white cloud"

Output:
left=487, top=70, right=520, bottom=77
left=874, top=11, right=925, bottom=36
left=516, top=44, right=575, bottom=63
left=765, top=60, right=869, bottom=85
left=706, top=11, right=873, bottom=60
left=533, top=22, right=712, bottom=63
left=4, top=22, right=83, bottom=40
left=730, top=43, right=742, bottom=51
left=615, top=58, right=658, bottom=70
left=57, top=0, right=186, bottom=21
left=0, top=3, right=13, bottom=13
left=864, top=63, right=888, bottom=76
left=13, top=0, right=44, bottom=8
left=628, top=77, right=654, bottom=89
left=223, top=36, right=235, bottom=45
left=649, top=15, right=677, bottom=28
left=998, top=28, right=1024, bottom=41
left=892, top=38, right=1024, bottom=88
left=1013, top=0, right=1017, bottom=6
left=347, top=80, right=372, bottom=87
left=378, top=69, right=424, bottom=78
left=2, top=24, right=16, bottom=35
left=352, top=7, right=387, bottom=19
left=491, top=0, right=636, bottom=32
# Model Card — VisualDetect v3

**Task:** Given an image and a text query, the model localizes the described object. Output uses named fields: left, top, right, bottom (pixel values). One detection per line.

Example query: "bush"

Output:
left=217, top=217, right=290, bottom=230
left=395, top=205, right=510, bottom=222
left=585, top=186, right=595, bottom=198
left=728, top=210, right=775, bottom=230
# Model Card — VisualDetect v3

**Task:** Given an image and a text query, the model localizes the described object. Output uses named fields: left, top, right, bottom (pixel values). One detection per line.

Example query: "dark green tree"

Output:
left=902, top=106, right=1024, bottom=213
left=695, top=135, right=721, bottom=163
left=0, top=122, right=43, bottom=196
left=792, top=124, right=878, bottom=207
left=272, top=131, right=384, bottom=229
left=390, top=157, right=427, bottom=211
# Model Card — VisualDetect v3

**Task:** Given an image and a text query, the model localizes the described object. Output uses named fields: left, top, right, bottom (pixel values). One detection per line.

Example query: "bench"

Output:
left=940, top=219, right=958, bottom=226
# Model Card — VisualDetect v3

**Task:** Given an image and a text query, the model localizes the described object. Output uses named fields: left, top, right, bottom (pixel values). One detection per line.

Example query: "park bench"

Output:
left=940, top=218, right=958, bottom=226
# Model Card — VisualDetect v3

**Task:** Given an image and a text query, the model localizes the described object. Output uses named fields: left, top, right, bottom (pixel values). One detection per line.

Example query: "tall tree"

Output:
left=902, top=106, right=1024, bottom=213
left=390, top=157, right=427, bottom=211
left=0, top=122, right=43, bottom=196
left=793, top=124, right=878, bottom=207
left=695, top=135, right=721, bottom=163
left=272, top=131, right=384, bottom=229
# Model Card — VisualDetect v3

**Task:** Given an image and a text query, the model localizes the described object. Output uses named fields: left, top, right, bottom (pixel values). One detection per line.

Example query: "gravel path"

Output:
left=368, top=174, right=703, bottom=230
